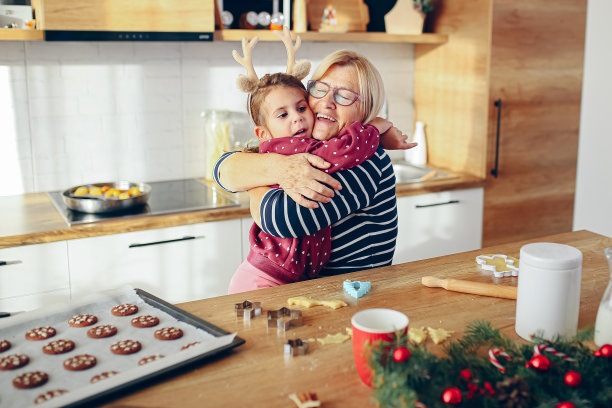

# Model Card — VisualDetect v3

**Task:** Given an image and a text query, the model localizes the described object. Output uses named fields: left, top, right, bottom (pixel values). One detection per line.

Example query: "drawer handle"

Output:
left=491, top=98, right=502, bottom=178
left=415, top=200, right=460, bottom=209
left=128, top=235, right=205, bottom=248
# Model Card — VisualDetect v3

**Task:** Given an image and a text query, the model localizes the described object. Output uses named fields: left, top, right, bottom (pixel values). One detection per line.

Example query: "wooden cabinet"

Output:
left=414, top=0, right=586, bottom=246
left=393, top=188, right=483, bottom=264
left=0, top=241, right=70, bottom=312
left=67, top=220, right=242, bottom=304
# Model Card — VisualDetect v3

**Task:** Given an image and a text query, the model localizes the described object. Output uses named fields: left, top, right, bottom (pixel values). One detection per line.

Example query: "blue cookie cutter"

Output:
left=343, top=280, right=371, bottom=298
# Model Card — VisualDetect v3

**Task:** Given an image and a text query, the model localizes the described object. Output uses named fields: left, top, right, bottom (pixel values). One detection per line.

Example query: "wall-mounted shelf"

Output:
left=214, top=29, right=448, bottom=44
left=0, top=28, right=44, bottom=41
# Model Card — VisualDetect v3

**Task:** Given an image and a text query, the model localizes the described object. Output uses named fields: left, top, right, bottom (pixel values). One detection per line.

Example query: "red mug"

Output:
left=351, top=308, right=409, bottom=387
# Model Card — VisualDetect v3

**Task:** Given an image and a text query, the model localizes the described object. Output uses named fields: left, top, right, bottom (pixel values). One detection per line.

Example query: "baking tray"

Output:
left=0, top=287, right=245, bottom=408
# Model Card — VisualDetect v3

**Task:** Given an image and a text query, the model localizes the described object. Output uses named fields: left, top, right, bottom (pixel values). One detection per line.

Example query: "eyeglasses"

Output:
left=307, top=80, right=361, bottom=106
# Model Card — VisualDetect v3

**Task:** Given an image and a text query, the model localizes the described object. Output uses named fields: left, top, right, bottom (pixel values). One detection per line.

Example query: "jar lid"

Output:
left=520, top=242, right=582, bottom=269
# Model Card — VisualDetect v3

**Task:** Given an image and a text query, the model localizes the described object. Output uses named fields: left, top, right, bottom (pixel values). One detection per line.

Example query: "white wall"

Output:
left=573, top=0, right=612, bottom=238
left=0, top=40, right=414, bottom=196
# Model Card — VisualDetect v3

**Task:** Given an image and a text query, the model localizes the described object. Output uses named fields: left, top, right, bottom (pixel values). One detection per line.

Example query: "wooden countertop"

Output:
left=99, top=230, right=611, bottom=408
left=0, top=174, right=483, bottom=249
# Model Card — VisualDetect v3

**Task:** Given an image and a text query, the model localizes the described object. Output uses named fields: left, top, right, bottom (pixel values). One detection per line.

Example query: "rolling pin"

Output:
left=421, top=276, right=517, bottom=299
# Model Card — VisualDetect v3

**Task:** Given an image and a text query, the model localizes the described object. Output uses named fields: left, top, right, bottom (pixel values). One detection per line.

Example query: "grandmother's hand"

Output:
left=380, top=126, right=418, bottom=150
left=276, top=153, right=342, bottom=209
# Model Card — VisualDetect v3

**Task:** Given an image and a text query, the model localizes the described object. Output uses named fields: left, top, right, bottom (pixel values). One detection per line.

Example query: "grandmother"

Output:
left=215, top=49, right=411, bottom=276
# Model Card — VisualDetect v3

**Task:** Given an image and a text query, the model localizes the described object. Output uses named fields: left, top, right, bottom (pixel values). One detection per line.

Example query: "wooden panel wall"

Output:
left=414, top=0, right=493, bottom=178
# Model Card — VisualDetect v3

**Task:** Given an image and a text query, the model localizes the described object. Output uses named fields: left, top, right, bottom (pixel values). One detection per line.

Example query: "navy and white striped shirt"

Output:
left=214, top=146, right=398, bottom=276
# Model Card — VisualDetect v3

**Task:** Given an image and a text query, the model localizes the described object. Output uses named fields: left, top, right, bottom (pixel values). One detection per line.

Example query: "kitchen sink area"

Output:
left=392, top=161, right=457, bottom=184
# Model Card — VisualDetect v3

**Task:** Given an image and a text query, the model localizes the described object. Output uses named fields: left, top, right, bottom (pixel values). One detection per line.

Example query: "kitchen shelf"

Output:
left=0, top=28, right=44, bottom=41
left=214, top=29, right=448, bottom=44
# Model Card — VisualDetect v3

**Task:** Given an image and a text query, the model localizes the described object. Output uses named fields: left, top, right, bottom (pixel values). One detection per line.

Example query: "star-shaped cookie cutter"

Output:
left=476, top=254, right=519, bottom=278
left=343, top=280, right=371, bottom=298
left=267, top=307, right=303, bottom=331
left=235, top=300, right=262, bottom=320
left=284, top=338, right=309, bottom=356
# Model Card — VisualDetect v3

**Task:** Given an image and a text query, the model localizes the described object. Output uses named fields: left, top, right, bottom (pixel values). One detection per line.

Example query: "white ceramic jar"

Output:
left=515, top=242, right=583, bottom=341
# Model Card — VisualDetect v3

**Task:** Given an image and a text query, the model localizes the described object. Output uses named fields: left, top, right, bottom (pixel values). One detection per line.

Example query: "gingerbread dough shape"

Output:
left=476, top=254, right=519, bottom=277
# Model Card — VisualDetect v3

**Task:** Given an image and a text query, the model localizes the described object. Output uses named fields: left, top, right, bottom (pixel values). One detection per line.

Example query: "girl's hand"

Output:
left=380, top=126, right=418, bottom=150
left=276, top=153, right=342, bottom=209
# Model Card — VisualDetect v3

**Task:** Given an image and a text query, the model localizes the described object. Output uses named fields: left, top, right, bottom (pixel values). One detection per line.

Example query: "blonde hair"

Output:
left=248, top=72, right=308, bottom=127
left=311, top=50, right=386, bottom=124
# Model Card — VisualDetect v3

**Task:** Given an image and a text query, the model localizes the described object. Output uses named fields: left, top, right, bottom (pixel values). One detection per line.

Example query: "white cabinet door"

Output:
left=68, top=220, right=242, bottom=303
left=0, top=241, right=70, bottom=312
left=240, top=217, right=253, bottom=260
left=393, top=188, right=483, bottom=264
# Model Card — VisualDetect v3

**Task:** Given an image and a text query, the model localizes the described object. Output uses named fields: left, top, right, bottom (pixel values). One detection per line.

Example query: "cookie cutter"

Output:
left=343, top=280, right=371, bottom=298
left=235, top=300, right=262, bottom=320
left=475, top=254, right=519, bottom=278
left=284, top=339, right=308, bottom=356
left=267, top=307, right=302, bottom=331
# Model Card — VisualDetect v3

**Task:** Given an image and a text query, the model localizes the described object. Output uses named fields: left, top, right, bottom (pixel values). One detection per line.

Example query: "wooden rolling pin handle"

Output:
left=422, top=276, right=517, bottom=299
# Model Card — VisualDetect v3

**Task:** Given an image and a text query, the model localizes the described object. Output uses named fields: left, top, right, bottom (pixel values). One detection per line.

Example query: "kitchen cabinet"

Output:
left=68, top=220, right=242, bottom=304
left=414, top=0, right=586, bottom=246
left=393, top=188, right=483, bottom=264
left=0, top=241, right=70, bottom=312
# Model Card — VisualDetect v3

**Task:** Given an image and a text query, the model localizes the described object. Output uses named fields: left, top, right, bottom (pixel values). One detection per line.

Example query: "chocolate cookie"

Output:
left=34, top=389, right=68, bottom=404
left=87, top=324, right=118, bottom=338
left=0, top=339, right=11, bottom=353
left=154, top=327, right=183, bottom=341
left=25, top=326, right=56, bottom=341
left=42, top=339, right=75, bottom=355
left=63, top=354, right=97, bottom=371
left=131, top=315, right=160, bottom=328
left=181, top=341, right=201, bottom=351
left=110, top=339, right=142, bottom=355
left=90, top=370, right=119, bottom=384
left=12, top=371, right=48, bottom=389
left=0, top=353, right=29, bottom=370
left=138, top=354, right=164, bottom=365
left=111, top=303, right=138, bottom=316
left=68, top=314, right=98, bottom=327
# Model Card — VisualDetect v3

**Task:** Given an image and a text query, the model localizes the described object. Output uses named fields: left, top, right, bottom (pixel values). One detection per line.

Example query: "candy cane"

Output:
left=533, top=344, right=575, bottom=362
left=488, top=347, right=511, bottom=373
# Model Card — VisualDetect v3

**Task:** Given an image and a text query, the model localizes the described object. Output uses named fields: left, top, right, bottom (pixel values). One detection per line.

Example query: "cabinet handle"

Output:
left=0, top=260, right=22, bottom=267
left=128, top=235, right=205, bottom=248
left=491, top=98, right=502, bottom=178
left=415, top=200, right=460, bottom=208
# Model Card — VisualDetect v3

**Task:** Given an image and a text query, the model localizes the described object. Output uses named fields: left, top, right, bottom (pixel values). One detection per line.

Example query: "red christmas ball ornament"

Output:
left=459, top=369, right=472, bottom=381
left=392, top=346, right=411, bottom=363
left=564, top=370, right=581, bottom=387
left=442, top=387, right=462, bottom=404
left=526, top=354, right=550, bottom=370
left=595, top=344, right=612, bottom=357
left=556, top=402, right=576, bottom=408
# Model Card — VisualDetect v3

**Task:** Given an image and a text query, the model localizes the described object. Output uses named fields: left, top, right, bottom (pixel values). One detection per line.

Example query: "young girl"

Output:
left=226, top=29, right=392, bottom=293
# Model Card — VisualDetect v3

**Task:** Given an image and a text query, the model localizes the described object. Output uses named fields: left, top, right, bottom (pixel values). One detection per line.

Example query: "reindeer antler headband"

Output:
left=232, top=26, right=311, bottom=93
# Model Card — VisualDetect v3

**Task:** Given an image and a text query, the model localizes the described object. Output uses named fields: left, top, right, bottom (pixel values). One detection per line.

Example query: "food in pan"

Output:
left=0, top=353, right=29, bottom=370
left=138, top=354, right=164, bottom=365
left=12, top=371, right=48, bottom=389
left=70, top=184, right=144, bottom=200
left=68, top=314, right=98, bottom=327
left=25, top=326, right=56, bottom=341
left=154, top=327, right=183, bottom=341
left=74, top=186, right=89, bottom=196
left=63, top=354, right=97, bottom=371
left=34, top=389, right=69, bottom=405
left=0, top=339, right=10, bottom=353
left=131, top=315, right=160, bottom=328
left=90, top=371, right=119, bottom=384
left=111, top=303, right=139, bottom=316
left=110, top=339, right=142, bottom=355
left=42, top=339, right=75, bottom=355
left=89, top=186, right=102, bottom=196
left=129, top=186, right=141, bottom=196
left=87, top=324, right=118, bottom=339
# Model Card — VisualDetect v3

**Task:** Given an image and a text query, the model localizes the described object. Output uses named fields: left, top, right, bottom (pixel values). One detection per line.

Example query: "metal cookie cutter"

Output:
left=284, top=339, right=308, bottom=356
left=235, top=300, right=262, bottom=320
left=267, top=307, right=302, bottom=331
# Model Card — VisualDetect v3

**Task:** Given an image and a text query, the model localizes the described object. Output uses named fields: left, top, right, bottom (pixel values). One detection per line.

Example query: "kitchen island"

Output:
left=95, top=230, right=610, bottom=408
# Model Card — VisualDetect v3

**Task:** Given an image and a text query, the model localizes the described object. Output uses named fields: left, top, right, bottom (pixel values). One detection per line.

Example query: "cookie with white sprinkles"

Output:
left=13, top=371, right=48, bottom=389
left=0, top=339, right=11, bottom=353
left=138, top=354, right=164, bottom=365
left=0, top=353, right=29, bottom=370
left=42, top=339, right=75, bottom=355
left=25, top=326, right=56, bottom=341
left=63, top=354, right=97, bottom=371
left=90, top=371, right=119, bottom=383
left=154, top=327, right=183, bottom=341
left=110, top=339, right=142, bottom=355
left=111, top=303, right=138, bottom=316
left=87, top=324, right=118, bottom=338
left=131, top=315, right=160, bottom=328
left=68, top=314, right=98, bottom=327
left=34, top=389, right=68, bottom=404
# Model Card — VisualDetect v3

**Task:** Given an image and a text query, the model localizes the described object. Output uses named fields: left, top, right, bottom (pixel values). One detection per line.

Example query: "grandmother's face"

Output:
left=309, top=64, right=363, bottom=141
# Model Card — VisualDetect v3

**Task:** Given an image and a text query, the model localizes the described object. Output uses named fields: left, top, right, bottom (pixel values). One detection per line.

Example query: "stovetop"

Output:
left=47, top=179, right=240, bottom=226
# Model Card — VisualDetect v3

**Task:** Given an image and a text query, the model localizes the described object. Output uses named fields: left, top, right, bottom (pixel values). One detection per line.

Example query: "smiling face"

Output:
left=255, top=86, right=315, bottom=141
left=309, top=64, right=363, bottom=141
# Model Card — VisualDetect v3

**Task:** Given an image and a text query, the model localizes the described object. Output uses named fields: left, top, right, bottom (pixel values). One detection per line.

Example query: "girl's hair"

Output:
left=311, top=50, right=386, bottom=124
left=248, top=72, right=308, bottom=127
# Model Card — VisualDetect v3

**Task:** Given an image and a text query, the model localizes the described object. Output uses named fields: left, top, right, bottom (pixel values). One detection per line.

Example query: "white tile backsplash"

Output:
left=0, top=40, right=415, bottom=196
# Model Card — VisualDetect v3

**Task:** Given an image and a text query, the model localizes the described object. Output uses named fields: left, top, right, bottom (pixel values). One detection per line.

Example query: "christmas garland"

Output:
left=368, top=321, right=612, bottom=408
